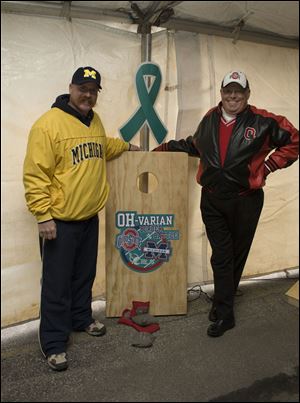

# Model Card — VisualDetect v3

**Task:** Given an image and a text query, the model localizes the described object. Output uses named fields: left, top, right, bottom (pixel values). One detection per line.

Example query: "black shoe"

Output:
left=207, top=317, right=235, bottom=337
left=208, top=306, right=218, bottom=322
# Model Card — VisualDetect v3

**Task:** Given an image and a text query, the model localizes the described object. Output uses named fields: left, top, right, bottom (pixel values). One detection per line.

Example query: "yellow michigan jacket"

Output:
left=23, top=100, right=129, bottom=222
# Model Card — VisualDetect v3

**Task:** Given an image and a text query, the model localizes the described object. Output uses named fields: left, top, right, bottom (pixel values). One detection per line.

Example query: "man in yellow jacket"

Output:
left=23, top=66, right=140, bottom=371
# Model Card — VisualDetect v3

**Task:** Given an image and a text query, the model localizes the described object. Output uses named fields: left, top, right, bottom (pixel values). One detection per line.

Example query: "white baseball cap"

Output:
left=221, top=70, right=249, bottom=89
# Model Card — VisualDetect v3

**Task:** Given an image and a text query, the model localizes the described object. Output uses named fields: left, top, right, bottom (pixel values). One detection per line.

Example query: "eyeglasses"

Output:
left=222, top=88, right=247, bottom=95
left=77, top=86, right=100, bottom=96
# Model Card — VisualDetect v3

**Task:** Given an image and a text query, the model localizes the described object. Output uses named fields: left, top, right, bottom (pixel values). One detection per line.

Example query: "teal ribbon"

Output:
left=119, top=62, right=168, bottom=144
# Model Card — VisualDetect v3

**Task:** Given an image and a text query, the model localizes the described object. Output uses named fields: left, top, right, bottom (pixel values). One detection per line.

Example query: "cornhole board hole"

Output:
left=105, top=151, right=188, bottom=317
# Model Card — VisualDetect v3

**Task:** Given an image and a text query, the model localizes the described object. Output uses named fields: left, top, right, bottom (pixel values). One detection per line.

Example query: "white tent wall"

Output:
left=173, top=31, right=299, bottom=284
left=1, top=12, right=298, bottom=326
left=1, top=13, right=179, bottom=326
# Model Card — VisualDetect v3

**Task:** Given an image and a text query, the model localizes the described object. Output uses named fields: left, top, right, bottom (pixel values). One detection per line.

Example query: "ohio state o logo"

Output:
left=244, top=127, right=256, bottom=141
left=230, top=72, right=240, bottom=79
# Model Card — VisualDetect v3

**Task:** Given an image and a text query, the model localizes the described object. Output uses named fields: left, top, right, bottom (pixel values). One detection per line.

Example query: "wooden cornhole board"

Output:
left=105, top=151, right=188, bottom=317
left=285, top=280, right=299, bottom=308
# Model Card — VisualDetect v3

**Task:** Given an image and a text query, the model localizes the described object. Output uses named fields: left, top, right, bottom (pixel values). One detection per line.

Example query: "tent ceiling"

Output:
left=1, top=1, right=299, bottom=48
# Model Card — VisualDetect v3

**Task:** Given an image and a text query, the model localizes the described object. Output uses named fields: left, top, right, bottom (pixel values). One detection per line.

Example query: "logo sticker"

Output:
left=115, top=211, right=180, bottom=273
left=230, top=72, right=240, bottom=79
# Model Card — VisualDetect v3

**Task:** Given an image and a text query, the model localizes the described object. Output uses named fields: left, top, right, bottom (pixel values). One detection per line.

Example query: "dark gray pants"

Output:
left=200, top=189, right=264, bottom=320
left=39, top=215, right=99, bottom=356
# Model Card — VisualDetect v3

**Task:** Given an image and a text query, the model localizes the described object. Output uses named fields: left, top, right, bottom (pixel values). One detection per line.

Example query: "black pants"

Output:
left=200, top=189, right=264, bottom=319
left=39, top=215, right=99, bottom=357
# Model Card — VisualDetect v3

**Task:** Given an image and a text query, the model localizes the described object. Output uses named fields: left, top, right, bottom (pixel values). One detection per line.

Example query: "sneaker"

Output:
left=47, top=352, right=68, bottom=371
left=85, top=320, right=106, bottom=337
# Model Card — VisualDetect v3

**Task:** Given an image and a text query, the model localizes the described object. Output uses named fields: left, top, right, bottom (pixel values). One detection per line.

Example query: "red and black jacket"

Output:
left=154, top=103, right=299, bottom=196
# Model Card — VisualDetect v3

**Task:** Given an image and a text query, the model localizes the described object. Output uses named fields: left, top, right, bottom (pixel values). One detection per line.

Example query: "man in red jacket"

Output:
left=153, top=70, right=299, bottom=337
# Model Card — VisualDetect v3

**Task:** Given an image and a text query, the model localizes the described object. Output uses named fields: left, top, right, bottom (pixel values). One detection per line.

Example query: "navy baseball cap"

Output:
left=71, top=66, right=102, bottom=89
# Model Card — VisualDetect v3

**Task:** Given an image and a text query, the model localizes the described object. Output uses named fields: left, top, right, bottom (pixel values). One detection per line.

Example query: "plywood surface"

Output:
left=105, top=152, right=188, bottom=317
left=285, top=280, right=299, bottom=308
